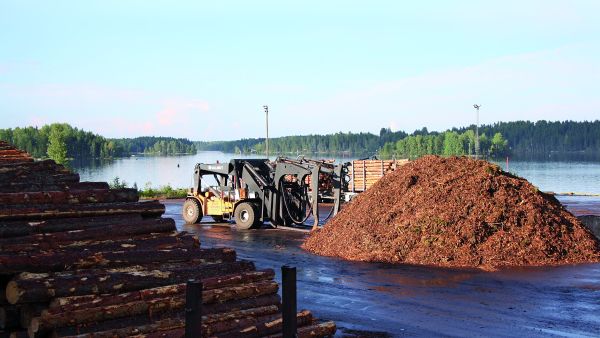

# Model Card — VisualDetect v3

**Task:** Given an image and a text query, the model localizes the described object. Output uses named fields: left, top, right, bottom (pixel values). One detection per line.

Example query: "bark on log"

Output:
left=57, top=306, right=280, bottom=338
left=0, top=214, right=143, bottom=239
left=0, top=218, right=175, bottom=248
left=6, top=260, right=255, bottom=304
left=8, top=331, right=28, bottom=338
left=33, top=281, right=278, bottom=332
left=0, top=247, right=231, bottom=274
left=263, top=321, right=337, bottom=338
left=0, top=159, right=65, bottom=172
left=214, top=310, right=313, bottom=338
left=48, top=269, right=275, bottom=314
left=0, top=173, right=79, bottom=187
left=131, top=311, right=313, bottom=338
left=0, top=189, right=138, bottom=206
left=0, top=231, right=198, bottom=254
left=50, top=295, right=280, bottom=337
left=0, top=201, right=165, bottom=221
left=0, top=306, right=20, bottom=329
left=0, top=182, right=110, bottom=194
left=18, top=304, right=46, bottom=329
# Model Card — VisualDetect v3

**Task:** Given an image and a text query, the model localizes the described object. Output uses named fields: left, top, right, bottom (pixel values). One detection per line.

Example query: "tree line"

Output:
left=196, top=132, right=381, bottom=155
left=197, top=120, right=600, bottom=159
left=0, top=123, right=196, bottom=162
left=379, top=130, right=508, bottom=159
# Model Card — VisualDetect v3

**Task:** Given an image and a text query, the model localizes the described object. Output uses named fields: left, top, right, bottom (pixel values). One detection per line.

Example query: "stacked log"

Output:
left=348, top=159, right=409, bottom=192
left=0, top=142, right=335, bottom=337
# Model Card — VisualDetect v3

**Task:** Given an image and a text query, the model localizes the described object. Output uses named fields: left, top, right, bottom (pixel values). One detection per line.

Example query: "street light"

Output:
left=473, top=104, right=481, bottom=158
left=263, top=105, right=269, bottom=159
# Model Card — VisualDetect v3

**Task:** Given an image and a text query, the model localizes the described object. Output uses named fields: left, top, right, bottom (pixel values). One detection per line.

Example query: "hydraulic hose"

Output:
left=280, top=179, right=313, bottom=225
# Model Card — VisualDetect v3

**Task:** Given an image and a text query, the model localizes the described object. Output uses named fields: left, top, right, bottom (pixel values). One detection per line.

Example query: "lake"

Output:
left=72, top=152, right=600, bottom=195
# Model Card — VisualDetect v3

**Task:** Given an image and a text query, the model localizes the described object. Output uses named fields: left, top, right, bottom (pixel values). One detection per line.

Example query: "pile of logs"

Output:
left=348, top=159, right=409, bottom=192
left=0, top=141, right=335, bottom=338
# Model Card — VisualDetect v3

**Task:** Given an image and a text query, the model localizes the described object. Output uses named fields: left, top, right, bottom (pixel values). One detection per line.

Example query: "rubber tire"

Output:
left=182, top=199, right=202, bottom=224
left=234, top=202, right=259, bottom=229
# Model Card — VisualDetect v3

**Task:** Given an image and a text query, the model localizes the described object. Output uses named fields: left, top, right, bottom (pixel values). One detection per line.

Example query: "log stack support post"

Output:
left=282, top=265, right=297, bottom=338
left=184, top=279, right=202, bottom=338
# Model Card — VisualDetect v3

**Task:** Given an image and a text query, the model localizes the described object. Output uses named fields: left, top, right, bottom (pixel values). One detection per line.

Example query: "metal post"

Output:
left=473, top=104, right=481, bottom=158
left=282, top=265, right=297, bottom=338
left=263, top=105, right=269, bottom=159
left=185, top=279, right=202, bottom=338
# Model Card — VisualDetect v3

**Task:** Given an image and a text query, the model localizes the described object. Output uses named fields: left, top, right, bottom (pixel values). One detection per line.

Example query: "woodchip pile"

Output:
left=0, top=141, right=335, bottom=338
left=304, top=155, right=600, bottom=270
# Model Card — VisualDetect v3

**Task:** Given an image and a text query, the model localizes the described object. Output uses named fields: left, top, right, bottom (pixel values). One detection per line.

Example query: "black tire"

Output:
left=182, top=199, right=202, bottom=224
left=234, top=202, right=260, bottom=229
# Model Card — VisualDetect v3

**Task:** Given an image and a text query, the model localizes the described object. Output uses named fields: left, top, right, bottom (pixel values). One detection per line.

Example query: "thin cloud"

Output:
left=284, top=42, right=600, bottom=133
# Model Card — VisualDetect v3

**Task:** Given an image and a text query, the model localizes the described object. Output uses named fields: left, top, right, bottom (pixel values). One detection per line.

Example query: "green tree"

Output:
left=490, top=132, right=508, bottom=157
left=47, top=127, right=68, bottom=164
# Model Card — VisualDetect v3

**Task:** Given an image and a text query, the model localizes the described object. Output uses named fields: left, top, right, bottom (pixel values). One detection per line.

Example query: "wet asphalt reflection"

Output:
left=163, top=199, right=600, bottom=337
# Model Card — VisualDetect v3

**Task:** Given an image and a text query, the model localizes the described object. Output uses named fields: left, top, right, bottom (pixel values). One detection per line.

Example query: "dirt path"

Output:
left=163, top=198, right=600, bottom=337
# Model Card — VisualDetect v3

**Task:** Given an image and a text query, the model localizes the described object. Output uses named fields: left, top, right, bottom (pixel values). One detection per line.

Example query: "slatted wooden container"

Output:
left=347, top=159, right=409, bottom=192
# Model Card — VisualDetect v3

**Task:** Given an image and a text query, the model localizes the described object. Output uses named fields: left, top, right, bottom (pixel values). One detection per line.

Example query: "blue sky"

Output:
left=1, top=1, right=599, bottom=140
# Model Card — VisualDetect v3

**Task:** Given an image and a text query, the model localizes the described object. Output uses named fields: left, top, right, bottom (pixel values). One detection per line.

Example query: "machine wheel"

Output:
left=234, top=202, right=260, bottom=229
left=182, top=199, right=202, bottom=224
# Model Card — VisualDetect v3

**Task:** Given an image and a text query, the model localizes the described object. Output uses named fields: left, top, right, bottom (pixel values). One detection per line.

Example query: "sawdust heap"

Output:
left=303, top=156, right=600, bottom=269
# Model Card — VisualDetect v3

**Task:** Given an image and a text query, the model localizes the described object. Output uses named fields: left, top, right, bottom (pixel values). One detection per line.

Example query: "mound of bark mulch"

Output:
left=303, top=156, right=600, bottom=269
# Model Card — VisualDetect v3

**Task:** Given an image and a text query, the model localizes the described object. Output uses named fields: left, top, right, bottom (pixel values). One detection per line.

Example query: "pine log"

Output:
left=8, top=331, right=27, bottom=338
left=0, top=218, right=175, bottom=248
left=0, top=158, right=33, bottom=164
left=295, top=321, right=337, bottom=338
left=0, top=201, right=165, bottom=221
left=33, top=281, right=278, bottom=332
left=18, top=304, right=46, bottom=329
left=0, top=173, right=79, bottom=187
left=0, top=306, right=19, bottom=330
left=0, top=231, right=198, bottom=254
left=48, top=269, right=275, bottom=314
left=0, top=189, right=138, bottom=206
left=0, top=150, right=28, bottom=157
left=50, top=294, right=280, bottom=337
left=0, top=159, right=65, bottom=172
left=133, top=311, right=314, bottom=338
left=57, top=306, right=280, bottom=338
left=263, top=321, right=337, bottom=338
left=0, top=182, right=110, bottom=194
left=214, top=310, right=313, bottom=338
left=6, top=260, right=255, bottom=304
left=0, top=247, right=231, bottom=274
left=57, top=317, right=186, bottom=338
left=0, top=214, right=143, bottom=239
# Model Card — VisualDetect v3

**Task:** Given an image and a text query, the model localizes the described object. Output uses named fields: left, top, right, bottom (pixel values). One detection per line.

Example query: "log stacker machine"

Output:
left=182, top=157, right=347, bottom=229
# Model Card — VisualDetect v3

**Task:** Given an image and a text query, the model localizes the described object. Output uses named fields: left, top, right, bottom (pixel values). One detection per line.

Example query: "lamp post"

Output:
left=263, top=105, right=269, bottom=159
left=473, top=104, right=481, bottom=158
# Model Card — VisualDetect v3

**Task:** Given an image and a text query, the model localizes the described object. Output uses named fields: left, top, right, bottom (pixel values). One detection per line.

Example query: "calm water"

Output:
left=72, top=152, right=600, bottom=194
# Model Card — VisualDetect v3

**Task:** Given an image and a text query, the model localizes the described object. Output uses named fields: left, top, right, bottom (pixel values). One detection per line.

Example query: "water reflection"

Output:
left=70, top=151, right=600, bottom=194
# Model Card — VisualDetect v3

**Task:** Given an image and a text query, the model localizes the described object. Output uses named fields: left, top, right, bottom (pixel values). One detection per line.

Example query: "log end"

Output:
left=5, top=281, right=22, bottom=305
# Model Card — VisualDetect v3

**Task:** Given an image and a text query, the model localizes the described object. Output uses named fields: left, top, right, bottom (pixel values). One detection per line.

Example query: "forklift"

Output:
left=182, top=157, right=347, bottom=229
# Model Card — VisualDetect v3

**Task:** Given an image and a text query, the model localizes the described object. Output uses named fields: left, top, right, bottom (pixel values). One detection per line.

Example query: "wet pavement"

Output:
left=163, top=198, right=600, bottom=337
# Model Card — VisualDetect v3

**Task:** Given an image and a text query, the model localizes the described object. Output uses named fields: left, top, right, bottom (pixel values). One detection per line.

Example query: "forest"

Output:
left=2, top=120, right=598, bottom=162
left=198, top=120, right=600, bottom=159
left=196, top=132, right=381, bottom=155
left=0, top=123, right=196, bottom=162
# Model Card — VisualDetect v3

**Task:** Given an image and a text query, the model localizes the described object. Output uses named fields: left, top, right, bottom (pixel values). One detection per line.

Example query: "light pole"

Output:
left=263, top=105, right=269, bottom=159
left=473, top=104, right=481, bottom=158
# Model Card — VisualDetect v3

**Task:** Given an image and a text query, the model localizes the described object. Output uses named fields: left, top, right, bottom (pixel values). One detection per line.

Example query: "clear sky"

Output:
left=1, top=1, right=599, bottom=140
